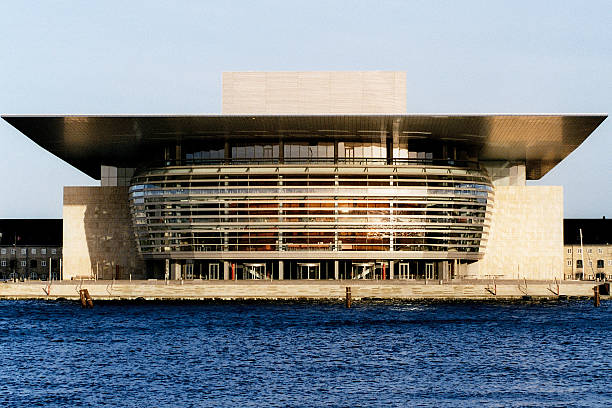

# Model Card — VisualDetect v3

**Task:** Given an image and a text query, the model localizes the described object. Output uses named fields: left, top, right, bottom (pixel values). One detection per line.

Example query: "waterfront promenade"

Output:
left=0, top=279, right=606, bottom=301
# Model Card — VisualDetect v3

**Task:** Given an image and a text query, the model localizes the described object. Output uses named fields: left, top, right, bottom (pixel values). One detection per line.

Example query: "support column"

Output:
left=171, top=262, right=181, bottom=280
left=278, top=260, right=284, bottom=280
left=389, top=260, right=394, bottom=279
left=334, top=260, right=339, bottom=280
left=223, top=261, right=230, bottom=280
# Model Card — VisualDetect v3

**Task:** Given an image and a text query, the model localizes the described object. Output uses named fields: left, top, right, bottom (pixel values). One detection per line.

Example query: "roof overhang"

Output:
left=2, top=114, right=606, bottom=180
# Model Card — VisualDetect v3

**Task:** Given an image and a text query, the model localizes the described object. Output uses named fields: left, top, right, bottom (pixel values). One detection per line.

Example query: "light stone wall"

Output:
left=467, top=186, right=564, bottom=280
left=222, top=71, right=407, bottom=114
left=63, top=186, right=145, bottom=280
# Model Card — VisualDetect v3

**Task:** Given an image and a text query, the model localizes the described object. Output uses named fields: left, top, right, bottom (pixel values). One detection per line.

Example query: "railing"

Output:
left=518, top=278, right=528, bottom=295
left=485, top=276, right=497, bottom=295
left=548, top=278, right=560, bottom=296
left=137, top=157, right=482, bottom=171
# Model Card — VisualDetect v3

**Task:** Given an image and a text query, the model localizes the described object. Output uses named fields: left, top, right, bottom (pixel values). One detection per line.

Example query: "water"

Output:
left=0, top=300, right=610, bottom=407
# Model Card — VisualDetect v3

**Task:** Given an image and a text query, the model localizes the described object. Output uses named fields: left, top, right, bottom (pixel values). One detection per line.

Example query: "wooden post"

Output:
left=345, top=287, right=352, bottom=308
left=79, top=289, right=86, bottom=308
left=79, top=289, right=94, bottom=309
left=594, top=285, right=600, bottom=307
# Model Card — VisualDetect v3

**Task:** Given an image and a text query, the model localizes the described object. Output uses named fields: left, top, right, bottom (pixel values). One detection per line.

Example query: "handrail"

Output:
left=135, top=157, right=482, bottom=173
left=518, top=278, right=528, bottom=295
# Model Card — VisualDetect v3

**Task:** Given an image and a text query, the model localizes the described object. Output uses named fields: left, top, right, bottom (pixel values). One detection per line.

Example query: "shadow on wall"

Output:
left=78, top=187, right=146, bottom=280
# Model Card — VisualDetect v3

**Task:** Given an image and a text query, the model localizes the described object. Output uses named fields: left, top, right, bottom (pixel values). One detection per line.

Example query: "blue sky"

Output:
left=0, top=0, right=610, bottom=218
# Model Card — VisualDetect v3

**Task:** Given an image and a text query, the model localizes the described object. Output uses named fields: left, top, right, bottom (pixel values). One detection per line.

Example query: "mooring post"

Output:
left=594, top=285, right=600, bottom=307
left=79, top=289, right=94, bottom=309
left=85, top=289, right=93, bottom=308
left=79, top=289, right=86, bottom=308
left=345, top=286, right=352, bottom=308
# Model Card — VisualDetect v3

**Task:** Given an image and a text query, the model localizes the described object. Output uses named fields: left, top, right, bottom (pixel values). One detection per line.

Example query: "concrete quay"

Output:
left=0, top=279, right=607, bottom=302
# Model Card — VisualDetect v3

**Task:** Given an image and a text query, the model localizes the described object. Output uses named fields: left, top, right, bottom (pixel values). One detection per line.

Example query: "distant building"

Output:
left=564, top=218, right=611, bottom=280
left=2, top=72, right=607, bottom=281
left=0, top=219, right=63, bottom=280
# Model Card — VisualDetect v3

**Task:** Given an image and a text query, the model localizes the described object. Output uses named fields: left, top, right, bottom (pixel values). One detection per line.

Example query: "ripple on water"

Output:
left=0, top=299, right=610, bottom=407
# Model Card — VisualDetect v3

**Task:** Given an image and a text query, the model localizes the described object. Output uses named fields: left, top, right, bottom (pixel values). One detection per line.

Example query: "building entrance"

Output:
left=243, top=263, right=266, bottom=280
left=184, top=263, right=194, bottom=279
left=297, top=263, right=320, bottom=280
left=425, top=263, right=434, bottom=280
left=352, top=262, right=374, bottom=279
left=399, top=263, right=410, bottom=280
left=208, top=263, right=220, bottom=280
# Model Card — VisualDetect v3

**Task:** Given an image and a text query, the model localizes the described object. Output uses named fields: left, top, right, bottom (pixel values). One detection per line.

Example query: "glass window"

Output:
left=263, top=145, right=273, bottom=159
left=609, top=260, right=612, bottom=266
left=20, top=260, right=26, bottom=267
left=598, top=248, right=603, bottom=254
left=10, top=249, right=15, bottom=255
left=51, top=249, right=57, bottom=255
left=588, top=260, right=593, bottom=267
left=577, top=248, right=582, bottom=254
left=567, top=260, right=572, bottom=266
left=576, top=260, right=583, bottom=268
left=588, top=248, right=592, bottom=254
left=567, top=248, right=572, bottom=254
left=41, top=248, right=46, bottom=255
left=41, top=260, right=47, bottom=267
left=21, top=248, right=26, bottom=255
left=1, top=249, right=5, bottom=255
left=31, top=248, right=36, bottom=255
left=1, top=260, right=6, bottom=267
left=597, top=260, right=604, bottom=268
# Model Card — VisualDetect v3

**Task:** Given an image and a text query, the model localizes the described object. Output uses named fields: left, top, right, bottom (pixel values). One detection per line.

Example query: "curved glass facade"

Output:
left=129, top=162, right=493, bottom=260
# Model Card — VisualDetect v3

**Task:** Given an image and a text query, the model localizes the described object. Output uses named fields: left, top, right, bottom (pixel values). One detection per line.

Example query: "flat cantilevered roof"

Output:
left=2, top=114, right=606, bottom=180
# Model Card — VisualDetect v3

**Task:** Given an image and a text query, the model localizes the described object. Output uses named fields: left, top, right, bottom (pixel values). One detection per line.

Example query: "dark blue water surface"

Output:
left=0, top=300, right=610, bottom=407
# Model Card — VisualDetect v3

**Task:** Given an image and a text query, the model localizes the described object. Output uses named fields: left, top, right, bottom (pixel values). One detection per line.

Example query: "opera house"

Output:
left=3, top=71, right=606, bottom=281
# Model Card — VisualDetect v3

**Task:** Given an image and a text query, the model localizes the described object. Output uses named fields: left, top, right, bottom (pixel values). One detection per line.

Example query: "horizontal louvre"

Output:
left=130, top=164, right=493, bottom=258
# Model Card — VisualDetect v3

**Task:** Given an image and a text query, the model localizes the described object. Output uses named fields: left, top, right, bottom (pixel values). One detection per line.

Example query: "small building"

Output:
left=563, top=218, right=611, bottom=280
left=0, top=219, right=62, bottom=280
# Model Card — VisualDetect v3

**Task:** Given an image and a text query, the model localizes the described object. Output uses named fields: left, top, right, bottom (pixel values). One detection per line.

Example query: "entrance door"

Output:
left=399, top=263, right=410, bottom=280
left=244, top=263, right=266, bottom=280
left=352, top=263, right=373, bottom=279
left=298, top=263, right=320, bottom=280
left=184, top=263, right=194, bottom=280
left=425, top=263, right=434, bottom=280
left=209, top=263, right=220, bottom=280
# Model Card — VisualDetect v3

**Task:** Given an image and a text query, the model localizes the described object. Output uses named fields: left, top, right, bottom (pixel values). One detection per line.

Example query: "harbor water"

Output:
left=0, top=300, right=610, bottom=407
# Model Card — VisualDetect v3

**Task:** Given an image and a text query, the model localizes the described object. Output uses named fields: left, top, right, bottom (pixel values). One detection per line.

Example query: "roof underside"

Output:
left=2, top=114, right=606, bottom=180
